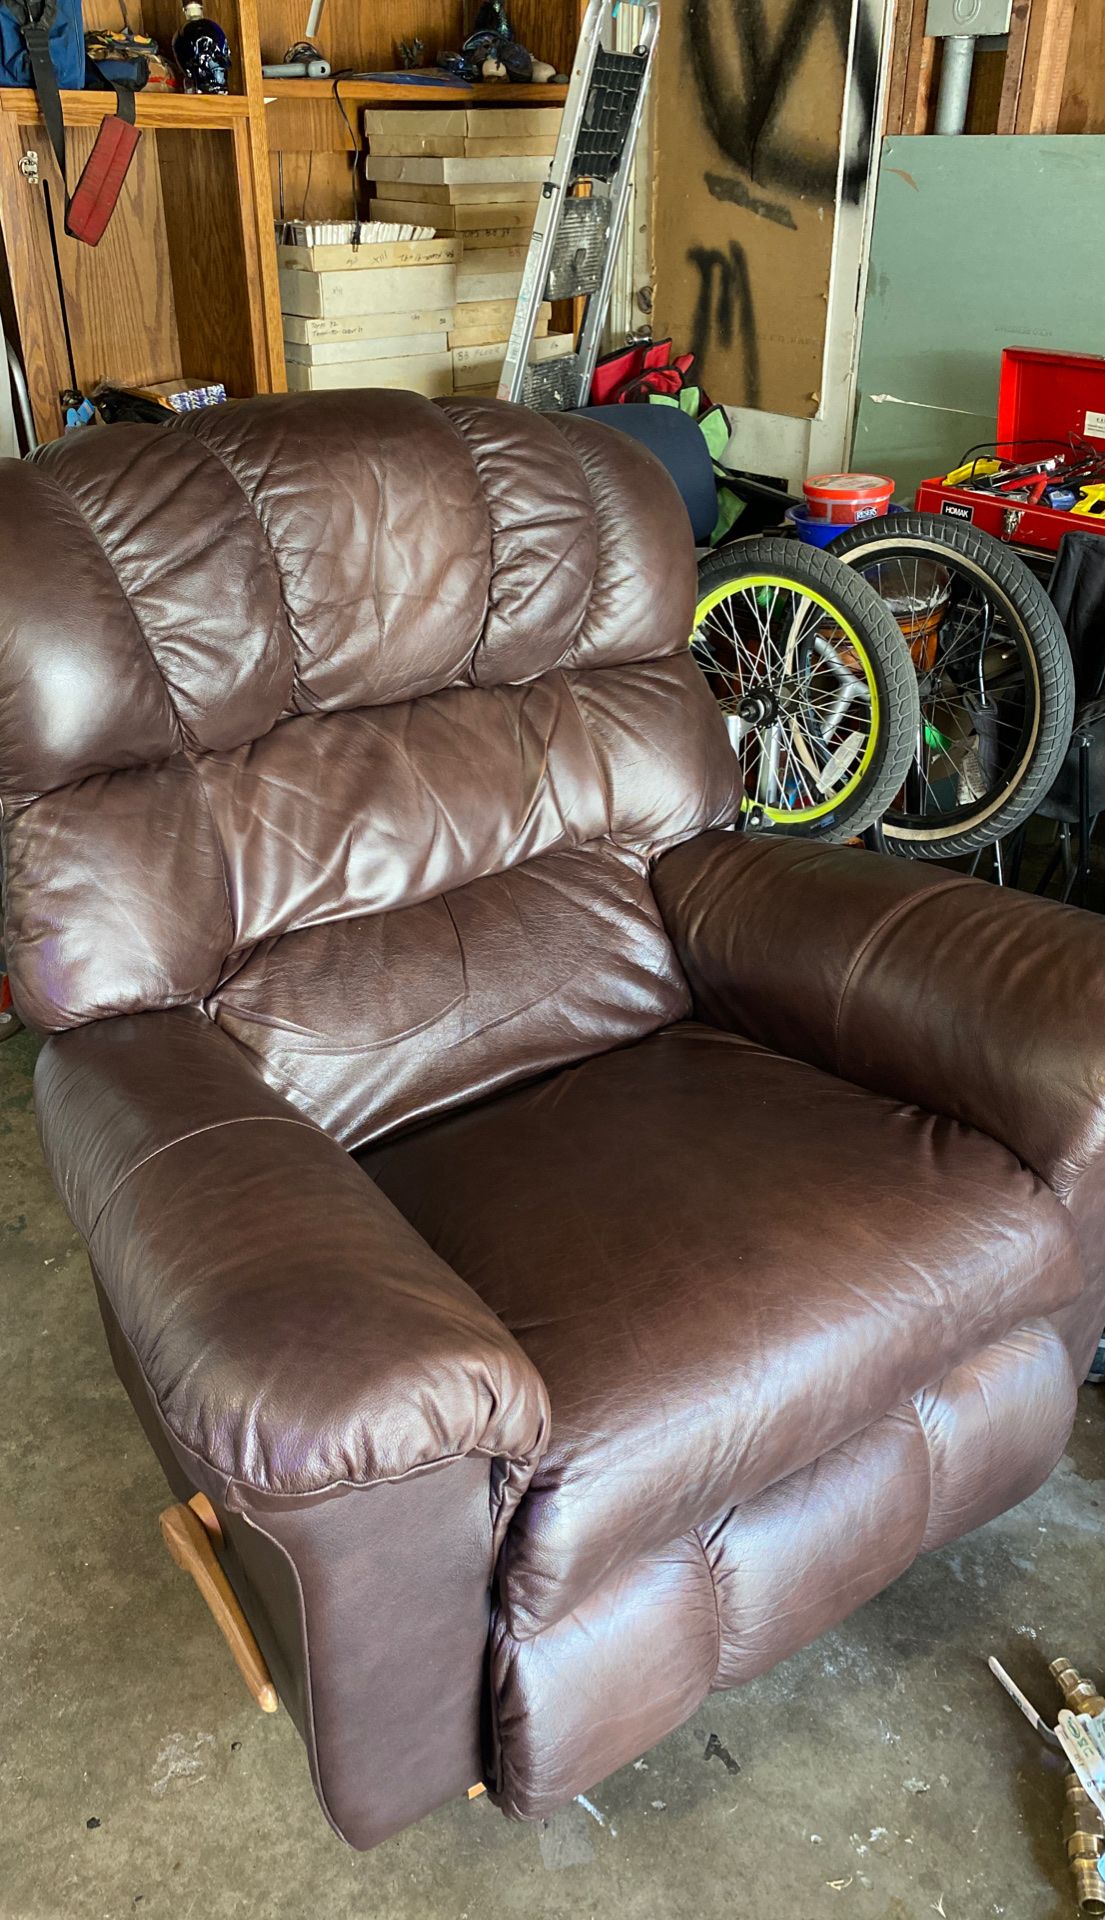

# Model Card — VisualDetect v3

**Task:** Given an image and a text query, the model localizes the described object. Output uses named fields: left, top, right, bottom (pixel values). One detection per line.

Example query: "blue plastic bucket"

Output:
left=786, top=503, right=853, bottom=548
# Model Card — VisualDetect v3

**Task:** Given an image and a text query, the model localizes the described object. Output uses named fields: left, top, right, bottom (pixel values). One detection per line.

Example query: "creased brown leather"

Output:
left=2, top=396, right=737, bottom=1035
left=364, top=1021, right=1080, bottom=1637
left=490, top=1317, right=1076, bottom=1818
left=653, top=829, right=1105, bottom=1200
left=36, top=1009, right=550, bottom=1496
left=4, top=392, right=1099, bottom=1850
left=653, top=827, right=1105, bottom=1382
left=97, top=1266, right=517, bottom=1850
left=209, top=842, right=690, bottom=1149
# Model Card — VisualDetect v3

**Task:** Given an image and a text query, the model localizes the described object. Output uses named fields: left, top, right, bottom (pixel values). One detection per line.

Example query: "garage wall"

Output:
left=650, top=0, right=880, bottom=421
left=854, top=134, right=1105, bottom=498
left=855, top=0, right=1105, bottom=492
left=897, top=0, right=1105, bottom=137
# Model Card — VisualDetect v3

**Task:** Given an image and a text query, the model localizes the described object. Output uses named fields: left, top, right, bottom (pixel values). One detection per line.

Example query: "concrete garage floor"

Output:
left=2, top=1021, right=1104, bottom=1920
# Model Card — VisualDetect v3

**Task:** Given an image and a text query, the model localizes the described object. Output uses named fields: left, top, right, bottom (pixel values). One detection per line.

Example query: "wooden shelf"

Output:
left=0, top=88, right=250, bottom=128
left=0, top=1, right=583, bottom=441
left=263, top=78, right=568, bottom=106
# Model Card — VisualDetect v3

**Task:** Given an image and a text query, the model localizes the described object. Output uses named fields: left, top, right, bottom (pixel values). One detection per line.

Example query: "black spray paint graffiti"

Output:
left=681, top=0, right=878, bottom=398
left=703, top=169, right=796, bottom=231
left=687, top=243, right=761, bottom=408
left=687, top=0, right=879, bottom=207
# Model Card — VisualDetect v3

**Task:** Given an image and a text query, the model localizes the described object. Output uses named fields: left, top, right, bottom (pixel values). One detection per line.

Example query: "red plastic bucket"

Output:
left=803, top=472, right=895, bottom=524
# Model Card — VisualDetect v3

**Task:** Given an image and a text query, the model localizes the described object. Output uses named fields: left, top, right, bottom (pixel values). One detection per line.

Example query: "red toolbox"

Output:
left=915, top=347, right=1105, bottom=553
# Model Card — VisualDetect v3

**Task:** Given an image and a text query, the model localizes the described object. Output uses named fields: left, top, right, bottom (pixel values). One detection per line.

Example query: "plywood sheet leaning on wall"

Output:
left=651, top=0, right=876, bottom=419
left=853, top=135, right=1105, bottom=499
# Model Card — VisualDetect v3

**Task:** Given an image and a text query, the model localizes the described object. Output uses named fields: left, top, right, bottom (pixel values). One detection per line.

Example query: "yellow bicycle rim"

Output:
left=691, top=573, right=882, bottom=826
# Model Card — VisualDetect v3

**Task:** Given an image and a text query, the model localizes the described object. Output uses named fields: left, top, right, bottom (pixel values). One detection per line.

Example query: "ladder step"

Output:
left=522, top=356, right=584, bottom=410
left=498, top=0, right=659, bottom=409
left=572, top=49, right=649, bottom=183
left=545, top=197, right=611, bottom=300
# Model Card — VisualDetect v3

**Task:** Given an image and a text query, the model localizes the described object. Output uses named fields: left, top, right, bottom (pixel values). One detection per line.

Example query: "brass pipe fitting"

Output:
left=1050, top=1662, right=1105, bottom=1914
left=1064, top=1776, right=1105, bottom=1916
left=1051, top=1657, right=1105, bottom=1721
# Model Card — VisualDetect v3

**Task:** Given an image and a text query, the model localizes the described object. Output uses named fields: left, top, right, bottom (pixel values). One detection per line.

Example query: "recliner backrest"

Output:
left=0, top=392, right=740, bottom=1146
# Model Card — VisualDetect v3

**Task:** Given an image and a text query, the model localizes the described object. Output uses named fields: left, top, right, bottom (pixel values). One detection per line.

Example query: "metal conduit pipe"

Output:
left=926, top=0, right=1013, bottom=135
left=934, top=33, right=977, bottom=132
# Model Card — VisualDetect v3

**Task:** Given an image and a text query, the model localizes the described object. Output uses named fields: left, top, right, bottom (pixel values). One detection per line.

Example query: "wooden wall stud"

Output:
left=998, top=0, right=1076, bottom=134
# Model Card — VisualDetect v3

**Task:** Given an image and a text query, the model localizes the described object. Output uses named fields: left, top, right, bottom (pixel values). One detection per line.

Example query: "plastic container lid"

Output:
left=805, top=472, right=895, bottom=503
left=803, top=473, right=895, bottom=522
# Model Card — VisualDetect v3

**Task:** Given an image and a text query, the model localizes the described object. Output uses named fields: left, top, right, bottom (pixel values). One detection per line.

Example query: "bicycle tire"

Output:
left=830, top=514, right=1075, bottom=859
left=693, top=538, right=921, bottom=841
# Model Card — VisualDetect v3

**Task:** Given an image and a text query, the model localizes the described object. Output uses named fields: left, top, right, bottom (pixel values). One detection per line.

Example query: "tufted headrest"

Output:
left=0, top=391, right=696, bottom=810
left=0, top=392, right=738, bottom=1040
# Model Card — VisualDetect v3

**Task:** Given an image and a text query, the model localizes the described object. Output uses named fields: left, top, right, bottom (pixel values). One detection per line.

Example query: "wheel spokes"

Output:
left=693, top=580, right=876, bottom=817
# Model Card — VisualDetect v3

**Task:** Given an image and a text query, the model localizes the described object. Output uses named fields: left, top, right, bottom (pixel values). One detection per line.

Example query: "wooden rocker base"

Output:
left=159, top=1494, right=279, bottom=1713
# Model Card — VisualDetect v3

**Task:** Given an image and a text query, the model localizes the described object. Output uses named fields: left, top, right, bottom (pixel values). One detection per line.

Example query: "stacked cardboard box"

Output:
left=278, top=237, right=458, bottom=394
left=366, top=159, right=544, bottom=236
left=365, top=107, right=568, bottom=396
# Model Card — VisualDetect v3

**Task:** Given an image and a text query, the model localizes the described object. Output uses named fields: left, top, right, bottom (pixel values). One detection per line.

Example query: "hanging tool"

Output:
left=498, top=0, right=660, bottom=409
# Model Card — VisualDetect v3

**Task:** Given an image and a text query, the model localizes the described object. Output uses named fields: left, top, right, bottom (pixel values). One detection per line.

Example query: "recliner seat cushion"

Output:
left=363, top=1022, right=1082, bottom=1639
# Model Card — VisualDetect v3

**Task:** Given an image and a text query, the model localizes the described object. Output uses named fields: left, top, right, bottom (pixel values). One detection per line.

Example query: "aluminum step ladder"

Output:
left=496, top=0, right=660, bottom=410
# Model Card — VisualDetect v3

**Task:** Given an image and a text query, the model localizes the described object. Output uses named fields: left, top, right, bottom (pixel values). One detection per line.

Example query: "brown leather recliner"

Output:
left=3, top=392, right=1104, bottom=1850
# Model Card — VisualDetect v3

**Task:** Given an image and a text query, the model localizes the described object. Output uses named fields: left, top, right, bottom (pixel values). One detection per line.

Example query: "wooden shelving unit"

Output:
left=0, top=87, right=250, bottom=125
left=264, top=78, right=568, bottom=104
left=0, top=0, right=579, bottom=443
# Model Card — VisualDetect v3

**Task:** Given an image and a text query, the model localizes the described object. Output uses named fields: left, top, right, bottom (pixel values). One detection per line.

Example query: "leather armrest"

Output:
left=653, top=830, right=1105, bottom=1206
left=37, top=1006, right=553, bottom=1845
left=35, top=1006, right=550, bottom=1498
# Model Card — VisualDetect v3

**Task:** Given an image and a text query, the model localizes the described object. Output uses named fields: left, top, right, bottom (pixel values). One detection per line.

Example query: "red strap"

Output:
left=64, top=114, right=141, bottom=246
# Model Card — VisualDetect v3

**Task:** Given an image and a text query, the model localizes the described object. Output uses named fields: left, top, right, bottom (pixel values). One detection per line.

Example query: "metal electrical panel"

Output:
left=925, top=0, right=1011, bottom=34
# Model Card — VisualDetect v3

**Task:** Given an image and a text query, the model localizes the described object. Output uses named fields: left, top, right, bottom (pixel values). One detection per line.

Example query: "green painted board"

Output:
left=854, top=136, right=1105, bottom=498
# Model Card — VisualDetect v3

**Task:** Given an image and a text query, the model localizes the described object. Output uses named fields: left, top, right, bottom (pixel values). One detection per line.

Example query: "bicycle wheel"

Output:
left=830, top=514, right=1074, bottom=859
left=692, top=538, right=920, bottom=840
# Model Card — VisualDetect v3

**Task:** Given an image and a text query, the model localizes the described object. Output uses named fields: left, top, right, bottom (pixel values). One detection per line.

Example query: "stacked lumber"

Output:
left=366, top=157, right=545, bottom=236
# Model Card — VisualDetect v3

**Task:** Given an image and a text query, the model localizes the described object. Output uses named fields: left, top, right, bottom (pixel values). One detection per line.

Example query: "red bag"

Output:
left=589, top=338, right=699, bottom=407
